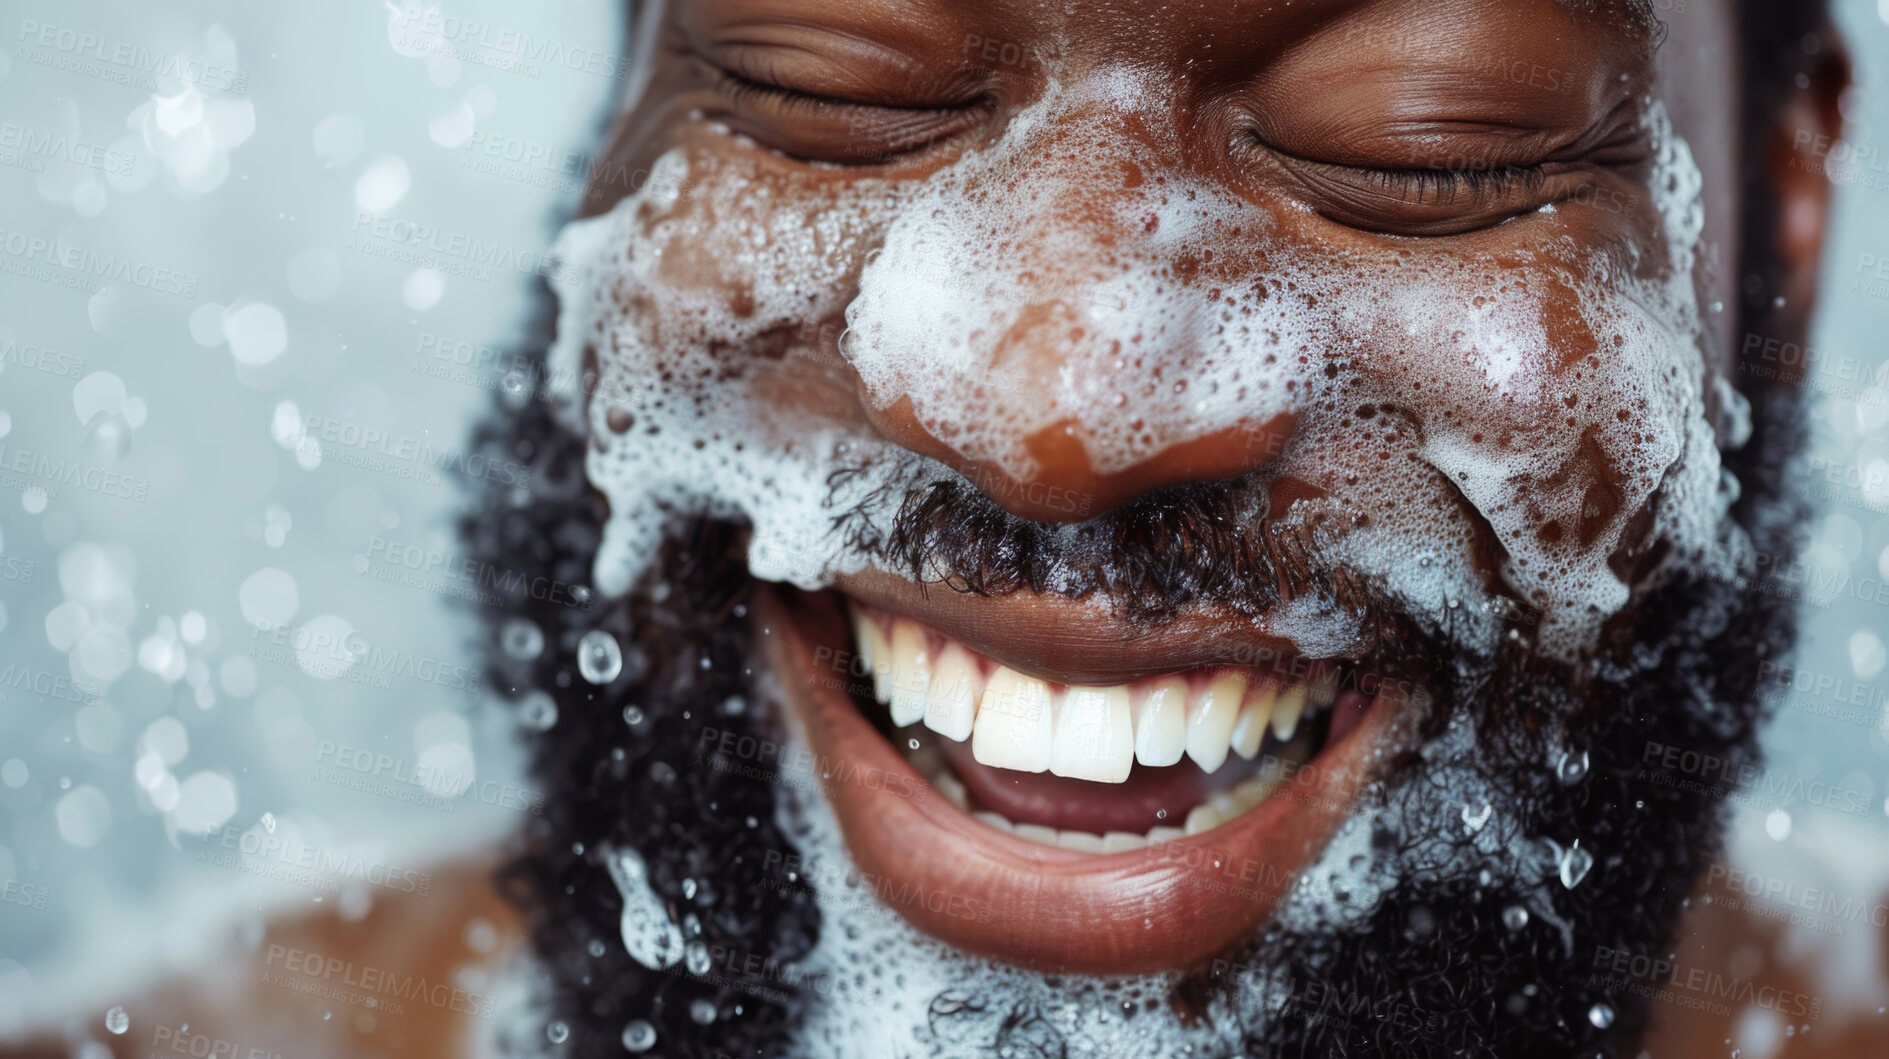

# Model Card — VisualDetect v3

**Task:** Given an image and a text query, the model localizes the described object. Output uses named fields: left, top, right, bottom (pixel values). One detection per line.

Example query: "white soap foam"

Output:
left=539, top=61, right=1758, bottom=1053
left=547, top=70, right=1742, bottom=660
left=607, top=845, right=684, bottom=971
left=759, top=676, right=1581, bottom=1057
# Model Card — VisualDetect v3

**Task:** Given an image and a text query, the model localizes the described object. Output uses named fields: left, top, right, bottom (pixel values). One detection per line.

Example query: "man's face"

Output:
left=540, top=0, right=1801, bottom=1053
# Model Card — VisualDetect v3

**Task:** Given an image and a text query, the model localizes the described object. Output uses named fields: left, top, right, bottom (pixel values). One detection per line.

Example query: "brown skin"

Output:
left=571, top=0, right=1848, bottom=977
left=584, top=0, right=1748, bottom=519
left=0, top=3, right=1857, bottom=1056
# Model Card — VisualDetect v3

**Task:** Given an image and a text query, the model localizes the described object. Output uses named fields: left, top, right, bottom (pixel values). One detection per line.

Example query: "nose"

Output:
left=844, top=92, right=1295, bottom=523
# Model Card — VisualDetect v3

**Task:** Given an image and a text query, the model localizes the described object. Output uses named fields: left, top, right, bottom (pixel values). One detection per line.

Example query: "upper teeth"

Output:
left=851, top=608, right=1339, bottom=784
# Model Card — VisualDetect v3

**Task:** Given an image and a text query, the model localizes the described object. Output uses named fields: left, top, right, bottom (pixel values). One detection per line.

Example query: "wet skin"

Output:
left=574, top=0, right=1843, bottom=974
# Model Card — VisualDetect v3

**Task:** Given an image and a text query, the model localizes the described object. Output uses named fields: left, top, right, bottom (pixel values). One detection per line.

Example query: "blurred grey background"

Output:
left=0, top=0, right=620, bottom=1032
left=0, top=0, right=1885, bottom=1052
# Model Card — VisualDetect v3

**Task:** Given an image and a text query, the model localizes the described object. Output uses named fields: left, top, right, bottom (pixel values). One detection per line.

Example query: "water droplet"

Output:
left=621, top=1020, right=657, bottom=1052
left=1764, top=808, right=1792, bottom=841
left=546, top=1019, right=569, bottom=1044
left=1556, top=749, right=1589, bottom=785
left=587, top=938, right=607, bottom=958
left=500, top=619, right=544, bottom=661
left=1559, top=840, right=1595, bottom=889
left=1502, top=905, right=1530, bottom=931
left=1588, top=1002, right=1614, bottom=1029
left=685, top=940, right=711, bottom=975
left=689, top=998, right=717, bottom=1025
left=105, top=1006, right=129, bottom=1035
left=578, top=630, right=624, bottom=684
left=519, top=691, right=559, bottom=732
left=1461, top=802, right=1492, bottom=833
left=83, top=411, right=134, bottom=463
left=622, top=705, right=644, bottom=728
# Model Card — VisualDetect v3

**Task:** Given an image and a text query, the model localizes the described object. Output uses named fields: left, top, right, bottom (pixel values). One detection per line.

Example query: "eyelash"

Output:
left=711, top=67, right=1558, bottom=214
left=1355, top=163, right=1551, bottom=206
left=714, top=68, right=856, bottom=113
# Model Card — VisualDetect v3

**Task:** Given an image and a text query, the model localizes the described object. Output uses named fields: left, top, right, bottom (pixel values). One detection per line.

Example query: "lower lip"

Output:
left=759, top=587, right=1404, bottom=975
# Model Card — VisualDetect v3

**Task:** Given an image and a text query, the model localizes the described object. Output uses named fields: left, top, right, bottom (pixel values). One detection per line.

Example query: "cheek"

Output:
left=551, top=140, right=917, bottom=593
left=1278, top=236, right=1719, bottom=653
left=625, top=145, right=885, bottom=372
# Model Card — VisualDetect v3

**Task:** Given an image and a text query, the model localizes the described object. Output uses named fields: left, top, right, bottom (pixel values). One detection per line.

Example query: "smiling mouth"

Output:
left=759, top=581, right=1412, bottom=975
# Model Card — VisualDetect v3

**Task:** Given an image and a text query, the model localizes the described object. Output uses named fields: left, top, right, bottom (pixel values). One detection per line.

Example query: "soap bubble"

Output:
left=224, top=302, right=288, bottom=366
left=238, top=567, right=299, bottom=628
left=500, top=619, right=544, bottom=661
left=577, top=630, right=623, bottom=684
left=620, top=1020, right=656, bottom=1052
left=518, top=691, right=558, bottom=732
left=55, top=785, right=111, bottom=848
left=355, top=155, right=410, bottom=212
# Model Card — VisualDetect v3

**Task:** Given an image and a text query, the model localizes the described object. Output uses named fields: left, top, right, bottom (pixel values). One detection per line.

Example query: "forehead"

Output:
left=685, top=0, right=1667, bottom=62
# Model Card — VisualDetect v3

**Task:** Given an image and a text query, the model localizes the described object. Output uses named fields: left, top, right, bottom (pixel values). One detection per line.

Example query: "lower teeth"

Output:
left=909, top=730, right=1323, bottom=853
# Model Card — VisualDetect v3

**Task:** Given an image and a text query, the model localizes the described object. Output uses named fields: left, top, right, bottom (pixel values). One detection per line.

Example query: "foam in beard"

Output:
left=552, top=61, right=1741, bottom=663
left=754, top=671, right=1242, bottom=1058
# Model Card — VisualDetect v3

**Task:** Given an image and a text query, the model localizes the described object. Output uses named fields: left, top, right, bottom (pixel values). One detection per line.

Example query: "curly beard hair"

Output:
left=458, top=227, right=1807, bottom=1055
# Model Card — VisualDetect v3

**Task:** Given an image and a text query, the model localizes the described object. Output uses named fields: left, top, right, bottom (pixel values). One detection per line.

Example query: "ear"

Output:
left=1760, top=30, right=1851, bottom=376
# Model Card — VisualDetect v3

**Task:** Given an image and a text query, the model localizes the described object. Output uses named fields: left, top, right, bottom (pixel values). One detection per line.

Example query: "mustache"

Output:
left=825, top=456, right=1442, bottom=660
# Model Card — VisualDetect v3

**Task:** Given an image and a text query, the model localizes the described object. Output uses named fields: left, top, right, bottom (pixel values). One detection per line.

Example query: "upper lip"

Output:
left=834, top=567, right=1323, bottom=685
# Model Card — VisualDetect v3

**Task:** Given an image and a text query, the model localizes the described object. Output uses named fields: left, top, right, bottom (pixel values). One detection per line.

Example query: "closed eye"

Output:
left=695, top=55, right=992, bottom=165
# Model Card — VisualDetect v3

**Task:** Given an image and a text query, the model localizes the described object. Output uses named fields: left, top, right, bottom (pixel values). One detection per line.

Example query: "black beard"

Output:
left=462, top=304, right=1806, bottom=1057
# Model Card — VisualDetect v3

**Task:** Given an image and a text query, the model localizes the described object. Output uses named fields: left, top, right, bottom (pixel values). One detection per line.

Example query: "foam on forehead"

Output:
left=549, top=66, right=1742, bottom=661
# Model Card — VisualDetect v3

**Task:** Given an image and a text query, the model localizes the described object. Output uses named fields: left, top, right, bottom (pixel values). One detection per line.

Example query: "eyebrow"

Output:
left=1555, top=0, right=1666, bottom=48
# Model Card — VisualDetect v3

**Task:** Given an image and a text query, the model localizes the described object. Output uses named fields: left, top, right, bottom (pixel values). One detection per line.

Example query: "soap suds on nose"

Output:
left=549, top=69, right=1740, bottom=662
